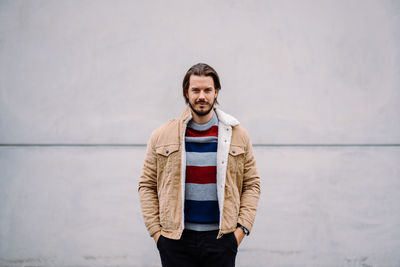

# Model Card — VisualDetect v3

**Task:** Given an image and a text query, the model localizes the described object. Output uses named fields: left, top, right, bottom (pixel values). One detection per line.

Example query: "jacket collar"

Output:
left=180, top=106, right=240, bottom=126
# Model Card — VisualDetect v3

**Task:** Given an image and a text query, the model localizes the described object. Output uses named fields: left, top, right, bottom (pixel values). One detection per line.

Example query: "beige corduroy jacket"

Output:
left=138, top=107, right=260, bottom=239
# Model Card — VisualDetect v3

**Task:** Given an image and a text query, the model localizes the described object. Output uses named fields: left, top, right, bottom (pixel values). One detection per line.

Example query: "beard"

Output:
left=188, top=98, right=216, bottom=117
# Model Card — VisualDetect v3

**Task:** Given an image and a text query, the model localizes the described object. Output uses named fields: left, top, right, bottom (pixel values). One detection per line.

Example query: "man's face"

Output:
left=186, top=75, right=218, bottom=117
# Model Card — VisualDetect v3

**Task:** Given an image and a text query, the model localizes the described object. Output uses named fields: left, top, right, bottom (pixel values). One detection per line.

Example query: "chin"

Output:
left=194, top=107, right=213, bottom=116
left=189, top=102, right=214, bottom=117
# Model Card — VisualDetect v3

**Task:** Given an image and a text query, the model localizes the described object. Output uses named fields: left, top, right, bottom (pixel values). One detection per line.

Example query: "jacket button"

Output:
left=232, top=150, right=236, bottom=154
left=166, top=150, right=169, bottom=154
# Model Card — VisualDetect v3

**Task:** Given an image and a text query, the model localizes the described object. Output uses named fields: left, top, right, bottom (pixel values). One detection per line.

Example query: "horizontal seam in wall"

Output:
left=0, top=144, right=399, bottom=147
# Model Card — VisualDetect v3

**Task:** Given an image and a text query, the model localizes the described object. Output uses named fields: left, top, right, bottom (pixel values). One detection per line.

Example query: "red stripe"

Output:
left=186, top=166, right=216, bottom=184
left=186, top=126, right=218, bottom=137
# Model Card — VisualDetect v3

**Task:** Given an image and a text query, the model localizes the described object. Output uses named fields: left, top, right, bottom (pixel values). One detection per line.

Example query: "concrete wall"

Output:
left=1, top=0, right=399, bottom=266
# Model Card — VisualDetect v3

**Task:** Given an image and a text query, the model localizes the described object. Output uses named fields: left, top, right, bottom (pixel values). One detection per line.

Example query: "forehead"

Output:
left=189, top=75, right=215, bottom=88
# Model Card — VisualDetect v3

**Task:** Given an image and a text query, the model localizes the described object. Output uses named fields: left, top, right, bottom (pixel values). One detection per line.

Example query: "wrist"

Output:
left=237, top=224, right=249, bottom=236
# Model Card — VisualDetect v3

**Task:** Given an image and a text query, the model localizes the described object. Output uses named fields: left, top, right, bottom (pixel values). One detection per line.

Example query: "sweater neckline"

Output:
left=188, top=112, right=218, bottom=131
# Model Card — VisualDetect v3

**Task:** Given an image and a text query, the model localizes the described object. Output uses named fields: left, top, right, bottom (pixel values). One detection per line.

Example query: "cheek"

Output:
left=189, top=96, right=197, bottom=103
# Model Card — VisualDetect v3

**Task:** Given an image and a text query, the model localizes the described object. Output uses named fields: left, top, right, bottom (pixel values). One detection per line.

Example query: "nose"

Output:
left=199, top=90, right=206, bottom=99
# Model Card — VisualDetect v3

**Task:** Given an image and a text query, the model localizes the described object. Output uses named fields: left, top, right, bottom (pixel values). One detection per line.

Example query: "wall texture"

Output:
left=1, top=0, right=399, bottom=266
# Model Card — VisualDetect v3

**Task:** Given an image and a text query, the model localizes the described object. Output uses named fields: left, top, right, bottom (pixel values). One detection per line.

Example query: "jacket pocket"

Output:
left=155, top=144, right=179, bottom=157
left=155, top=144, right=180, bottom=175
left=226, top=145, right=245, bottom=212
left=228, top=145, right=245, bottom=177
left=155, top=143, right=180, bottom=229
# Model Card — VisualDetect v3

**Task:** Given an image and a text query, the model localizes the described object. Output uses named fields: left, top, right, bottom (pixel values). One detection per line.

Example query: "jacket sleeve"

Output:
left=138, top=131, right=161, bottom=237
left=237, top=133, right=261, bottom=234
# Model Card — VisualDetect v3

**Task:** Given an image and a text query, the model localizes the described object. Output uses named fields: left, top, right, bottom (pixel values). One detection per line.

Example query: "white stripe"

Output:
left=185, top=136, right=217, bottom=143
left=186, top=152, right=217, bottom=166
left=185, top=183, right=218, bottom=201
left=185, top=222, right=219, bottom=231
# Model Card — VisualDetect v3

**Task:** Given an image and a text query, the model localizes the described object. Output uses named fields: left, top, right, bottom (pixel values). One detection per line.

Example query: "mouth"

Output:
left=196, top=102, right=208, bottom=106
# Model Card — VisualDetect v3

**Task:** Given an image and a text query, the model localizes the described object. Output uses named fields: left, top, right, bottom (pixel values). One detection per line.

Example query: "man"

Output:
left=138, top=63, right=260, bottom=267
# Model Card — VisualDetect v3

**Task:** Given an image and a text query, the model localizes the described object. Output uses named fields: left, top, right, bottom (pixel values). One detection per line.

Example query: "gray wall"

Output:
left=1, top=0, right=399, bottom=266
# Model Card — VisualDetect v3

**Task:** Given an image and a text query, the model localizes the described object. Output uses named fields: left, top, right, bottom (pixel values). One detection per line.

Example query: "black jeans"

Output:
left=157, top=229, right=238, bottom=267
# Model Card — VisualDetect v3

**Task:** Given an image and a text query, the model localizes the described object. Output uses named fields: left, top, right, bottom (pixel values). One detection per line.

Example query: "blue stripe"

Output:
left=185, top=142, right=218, bottom=152
left=184, top=200, right=220, bottom=224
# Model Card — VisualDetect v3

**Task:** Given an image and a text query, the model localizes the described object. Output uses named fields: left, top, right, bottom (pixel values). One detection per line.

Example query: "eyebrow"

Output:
left=190, top=87, right=213, bottom=90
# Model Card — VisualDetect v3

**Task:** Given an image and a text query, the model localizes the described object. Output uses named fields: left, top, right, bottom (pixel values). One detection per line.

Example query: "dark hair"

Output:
left=182, top=63, right=221, bottom=104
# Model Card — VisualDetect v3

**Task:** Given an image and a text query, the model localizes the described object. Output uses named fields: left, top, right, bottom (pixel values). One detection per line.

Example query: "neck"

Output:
left=191, top=109, right=215, bottom=124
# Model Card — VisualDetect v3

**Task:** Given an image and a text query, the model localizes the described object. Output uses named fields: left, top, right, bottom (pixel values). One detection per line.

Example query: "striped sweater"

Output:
left=184, top=112, right=220, bottom=231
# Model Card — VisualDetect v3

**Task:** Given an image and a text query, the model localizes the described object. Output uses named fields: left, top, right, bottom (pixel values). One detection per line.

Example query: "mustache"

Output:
left=195, top=100, right=209, bottom=104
